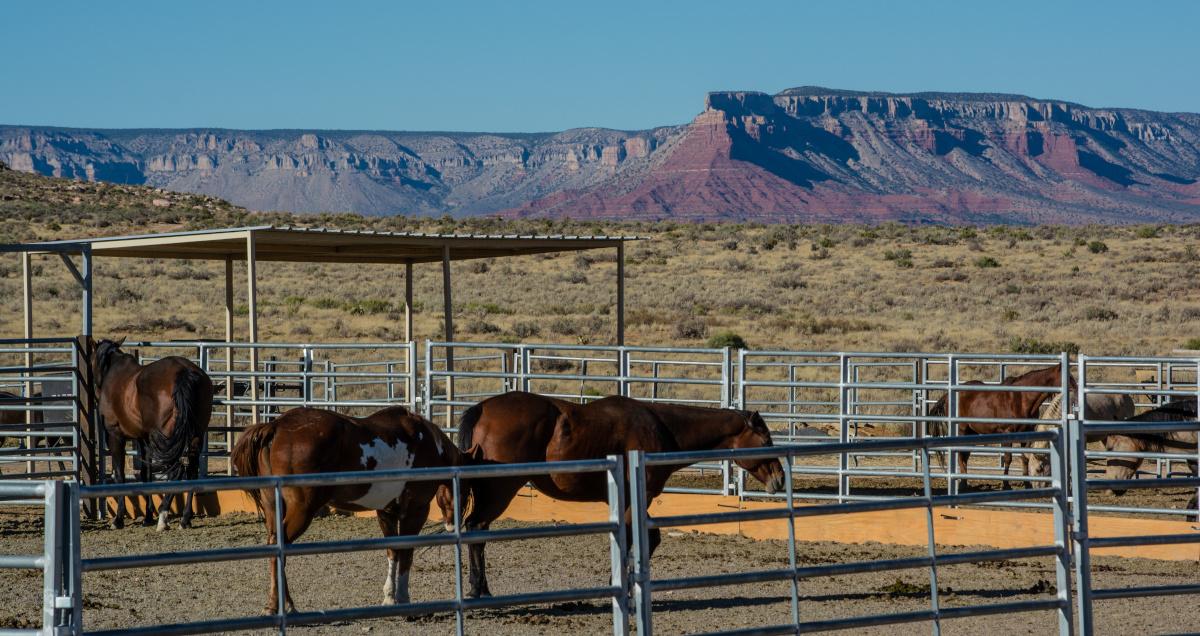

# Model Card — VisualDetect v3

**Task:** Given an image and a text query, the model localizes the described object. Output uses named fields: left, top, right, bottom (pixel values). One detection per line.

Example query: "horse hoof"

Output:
left=109, top=519, right=124, bottom=530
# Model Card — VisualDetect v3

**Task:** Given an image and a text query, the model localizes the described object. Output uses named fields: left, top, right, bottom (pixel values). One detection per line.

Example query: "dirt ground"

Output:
left=2, top=506, right=1198, bottom=636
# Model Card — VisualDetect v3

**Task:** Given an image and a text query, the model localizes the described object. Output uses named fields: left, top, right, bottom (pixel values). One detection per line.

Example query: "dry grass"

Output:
left=3, top=218, right=1200, bottom=359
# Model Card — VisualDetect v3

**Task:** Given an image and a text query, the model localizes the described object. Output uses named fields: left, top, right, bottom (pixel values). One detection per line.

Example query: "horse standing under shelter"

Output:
left=927, top=364, right=1069, bottom=489
left=439, top=391, right=787, bottom=599
left=92, top=338, right=213, bottom=530
left=232, top=405, right=464, bottom=613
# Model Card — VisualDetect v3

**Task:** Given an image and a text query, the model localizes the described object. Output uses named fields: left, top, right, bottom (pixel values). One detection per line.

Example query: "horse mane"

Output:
left=1040, top=392, right=1066, bottom=419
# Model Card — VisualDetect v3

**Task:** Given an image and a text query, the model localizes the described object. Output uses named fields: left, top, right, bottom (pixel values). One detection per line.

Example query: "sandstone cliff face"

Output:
left=3, top=87, right=1199, bottom=224
left=508, top=88, right=1200, bottom=224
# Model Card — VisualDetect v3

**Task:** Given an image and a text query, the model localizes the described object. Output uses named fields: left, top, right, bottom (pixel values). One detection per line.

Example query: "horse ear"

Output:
left=115, top=336, right=126, bottom=348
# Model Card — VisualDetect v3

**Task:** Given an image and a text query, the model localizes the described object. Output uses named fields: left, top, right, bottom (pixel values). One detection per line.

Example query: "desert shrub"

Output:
left=673, top=317, right=708, bottom=340
left=1087, top=240, right=1109, bottom=254
left=1136, top=226, right=1159, bottom=239
left=724, top=258, right=751, bottom=272
left=883, top=248, right=913, bottom=268
left=770, top=273, right=807, bottom=290
left=1183, top=338, right=1200, bottom=350
left=1008, top=337, right=1079, bottom=355
left=312, top=297, right=341, bottom=310
left=561, top=271, right=588, bottom=284
left=346, top=299, right=391, bottom=315
left=510, top=321, right=540, bottom=339
left=1083, top=307, right=1119, bottom=321
left=721, top=240, right=739, bottom=251
left=465, top=320, right=501, bottom=334
left=706, top=331, right=748, bottom=349
left=536, top=357, right=575, bottom=372
left=930, top=258, right=954, bottom=268
left=974, top=256, right=1000, bottom=268
left=810, top=247, right=830, bottom=260
left=935, top=271, right=968, bottom=282
left=548, top=318, right=578, bottom=335
left=469, top=260, right=490, bottom=274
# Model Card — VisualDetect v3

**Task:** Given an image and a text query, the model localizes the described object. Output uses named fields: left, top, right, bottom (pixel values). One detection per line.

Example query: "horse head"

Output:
left=1102, top=434, right=1143, bottom=495
left=730, top=411, right=786, bottom=494
left=92, top=336, right=128, bottom=386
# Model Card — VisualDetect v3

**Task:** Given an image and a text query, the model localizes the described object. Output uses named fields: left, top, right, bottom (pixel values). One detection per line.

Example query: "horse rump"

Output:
left=147, top=367, right=210, bottom=480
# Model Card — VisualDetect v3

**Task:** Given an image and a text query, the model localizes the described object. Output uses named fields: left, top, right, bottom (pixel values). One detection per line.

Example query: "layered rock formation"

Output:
left=3, top=87, right=1199, bottom=224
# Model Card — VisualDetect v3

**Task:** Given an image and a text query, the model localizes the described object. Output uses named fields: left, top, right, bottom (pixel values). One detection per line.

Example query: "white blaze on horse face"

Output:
left=352, top=437, right=415, bottom=510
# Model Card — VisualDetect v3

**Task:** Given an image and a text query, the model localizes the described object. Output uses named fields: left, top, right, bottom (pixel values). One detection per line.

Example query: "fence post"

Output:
left=628, top=451, right=653, bottom=636
left=837, top=354, right=849, bottom=503
left=735, top=348, right=745, bottom=411
left=1049, top=406, right=1074, bottom=635
left=1071, top=355, right=1094, bottom=636
left=721, top=347, right=731, bottom=409
left=407, top=340, right=418, bottom=411
left=946, top=355, right=959, bottom=497
left=67, top=481, right=82, bottom=635
left=606, top=454, right=630, bottom=636
left=42, top=480, right=63, bottom=636
left=422, top=340, right=434, bottom=421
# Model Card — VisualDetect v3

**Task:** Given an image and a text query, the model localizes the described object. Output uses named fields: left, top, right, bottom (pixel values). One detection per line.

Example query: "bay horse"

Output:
left=92, top=338, right=213, bottom=531
left=231, top=405, right=463, bottom=613
left=927, top=364, right=1069, bottom=490
left=1025, top=391, right=1135, bottom=477
left=438, top=391, right=786, bottom=599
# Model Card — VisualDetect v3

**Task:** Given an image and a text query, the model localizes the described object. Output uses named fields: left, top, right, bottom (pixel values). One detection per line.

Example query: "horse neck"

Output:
left=99, top=356, right=140, bottom=401
left=1010, top=368, right=1063, bottom=418
left=651, top=405, right=742, bottom=451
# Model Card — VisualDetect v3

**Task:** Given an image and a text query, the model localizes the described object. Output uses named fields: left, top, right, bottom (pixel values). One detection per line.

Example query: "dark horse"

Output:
left=92, top=338, right=213, bottom=531
left=438, top=391, right=787, bottom=598
left=232, top=405, right=464, bottom=613
left=1103, top=399, right=1198, bottom=494
left=927, top=364, right=1069, bottom=490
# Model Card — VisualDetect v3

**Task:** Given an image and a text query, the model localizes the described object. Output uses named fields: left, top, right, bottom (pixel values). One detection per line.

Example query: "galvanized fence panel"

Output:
left=0, top=338, right=87, bottom=482
left=0, top=480, right=76, bottom=636
left=1070, top=354, right=1200, bottom=634
left=629, top=430, right=1074, bottom=635
left=65, top=456, right=630, bottom=636
left=736, top=351, right=1070, bottom=506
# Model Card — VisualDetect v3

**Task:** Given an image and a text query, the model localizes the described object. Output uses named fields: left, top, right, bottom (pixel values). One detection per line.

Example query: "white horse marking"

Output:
left=352, top=437, right=415, bottom=510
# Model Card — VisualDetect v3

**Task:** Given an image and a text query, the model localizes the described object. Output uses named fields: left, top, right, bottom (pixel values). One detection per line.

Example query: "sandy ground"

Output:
left=2, top=506, right=1198, bottom=636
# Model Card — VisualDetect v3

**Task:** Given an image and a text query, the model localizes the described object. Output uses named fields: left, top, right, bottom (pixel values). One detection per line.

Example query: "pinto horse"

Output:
left=1025, top=391, right=1135, bottom=477
left=927, top=364, right=1069, bottom=490
left=231, top=405, right=463, bottom=613
left=1103, top=399, right=1198, bottom=492
left=92, top=338, right=213, bottom=531
left=438, top=391, right=786, bottom=599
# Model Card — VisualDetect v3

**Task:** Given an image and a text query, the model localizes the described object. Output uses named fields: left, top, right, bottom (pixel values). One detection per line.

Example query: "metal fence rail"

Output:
left=67, top=457, right=629, bottom=636
left=628, top=430, right=1074, bottom=635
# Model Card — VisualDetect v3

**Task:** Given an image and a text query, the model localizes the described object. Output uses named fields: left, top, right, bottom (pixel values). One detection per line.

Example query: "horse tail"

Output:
left=925, top=394, right=949, bottom=467
left=457, top=402, right=483, bottom=454
left=230, top=419, right=277, bottom=513
left=150, top=368, right=207, bottom=480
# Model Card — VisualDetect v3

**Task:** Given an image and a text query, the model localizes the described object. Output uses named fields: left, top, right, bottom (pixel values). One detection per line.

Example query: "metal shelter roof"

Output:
left=26, top=225, right=641, bottom=264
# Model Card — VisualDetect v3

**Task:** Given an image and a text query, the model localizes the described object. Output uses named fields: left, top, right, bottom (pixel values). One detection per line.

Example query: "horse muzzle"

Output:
left=766, top=471, right=785, bottom=495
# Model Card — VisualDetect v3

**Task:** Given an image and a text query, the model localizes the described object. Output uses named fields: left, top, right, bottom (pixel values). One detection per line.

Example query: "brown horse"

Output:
left=1103, top=399, right=1198, bottom=494
left=927, top=364, right=1068, bottom=489
left=438, top=391, right=786, bottom=598
left=92, top=338, right=213, bottom=531
left=231, top=405, right=463, bottom=613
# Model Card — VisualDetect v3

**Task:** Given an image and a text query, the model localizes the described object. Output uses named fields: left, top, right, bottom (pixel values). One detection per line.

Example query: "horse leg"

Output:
left=1000, top=443, right=1013, bottom=491
left=957, top=450, right=972, bottom=492
left=133, top=439, right=158, bottom=528
left=262, top=487, right=316, bottom=614
left=179, top=452, right=200, bottom=529
left=462, top=477, right=525, bottom=599
left=108, top=430, right=128, bottom=530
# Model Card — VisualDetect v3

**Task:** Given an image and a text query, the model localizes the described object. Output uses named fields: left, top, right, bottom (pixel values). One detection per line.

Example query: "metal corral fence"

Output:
left=46, top=456, right=628, bottom=636
left=1069, top=355, right=1200, bottom=634
left=0, top=338, right=91, bottom=482
left=629, top=429, right=1074, bottom=635
left=13, top=429, right=1084, bottom=636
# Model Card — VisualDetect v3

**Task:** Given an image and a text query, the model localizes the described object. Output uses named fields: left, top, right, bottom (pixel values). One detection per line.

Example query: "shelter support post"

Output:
left=21, top=252, right=33, bottom=474
left=442, top=246, right=454, bottom=426
left=224, top=258, right=235, bottom=474
left=616, top=243, right=625, bottom=346
left=404, top=261, right=414, bottom=343
left=246, top=234, right=259, bottom=425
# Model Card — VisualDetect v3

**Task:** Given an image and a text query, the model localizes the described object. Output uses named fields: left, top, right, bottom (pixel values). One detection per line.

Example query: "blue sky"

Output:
left=3, top=0, right=1197, bottom=131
